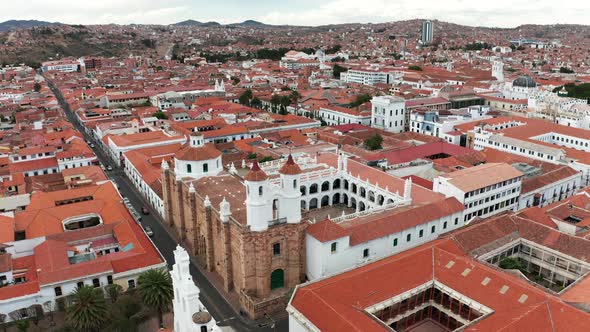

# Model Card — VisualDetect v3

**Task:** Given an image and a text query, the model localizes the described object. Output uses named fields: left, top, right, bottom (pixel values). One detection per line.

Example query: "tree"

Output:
left=106, top=284, right=123, bottom=303
left=239, top=89, right=253, bottom=106
left=137, top=269, right=173, bottom=327
left=499, top=257, right=523, bottom=271
left=250, top=97, right=262, bottom=109
left=559, top=67, right=574, bottom=74
left=33, top=82, right=41, bottom=92
left=333, top=64, right=348, bottom=79
left=408, top=65, right=422, bottom=71
left=152, top=111, right=168, bottom=120
left=350, top=93, right=372, bottom=107
left=65, top=285, right=108, bottom=332
left=15, top=320, right=29, bottom=332
left=270, top=94, right=281, bottom=113
left=364, top=134, right=383, bottom=151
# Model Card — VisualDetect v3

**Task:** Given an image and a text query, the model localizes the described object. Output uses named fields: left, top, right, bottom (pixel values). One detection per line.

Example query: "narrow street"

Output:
left=44, top=76, right=287, bottom=332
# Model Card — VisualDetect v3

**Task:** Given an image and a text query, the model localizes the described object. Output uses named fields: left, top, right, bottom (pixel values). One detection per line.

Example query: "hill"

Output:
left=0, top=20, right=57, bottom=32
left=173, top=20, right=221, bottom=27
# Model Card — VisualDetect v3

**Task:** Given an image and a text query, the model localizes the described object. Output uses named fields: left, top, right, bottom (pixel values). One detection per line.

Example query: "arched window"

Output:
left=186, top=164, right=192, bottom=173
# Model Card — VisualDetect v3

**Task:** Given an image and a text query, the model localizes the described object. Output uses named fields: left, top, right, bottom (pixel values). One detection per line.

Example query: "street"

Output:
left=44, top=76, right=288, bottom=332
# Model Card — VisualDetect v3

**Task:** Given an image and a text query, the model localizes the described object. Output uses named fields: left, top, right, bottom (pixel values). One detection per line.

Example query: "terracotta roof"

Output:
left=290, top=239, right=590, bottom=332
left=174, top=143, right=221, bottom=162
left=244, top=161, right=268, bottom=181
left=278, top=155, right=302, bottom=175
left=439, top=163, right=523, bottom=192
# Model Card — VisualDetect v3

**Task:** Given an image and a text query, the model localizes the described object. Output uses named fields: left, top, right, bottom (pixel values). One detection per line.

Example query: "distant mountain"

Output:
left=174, top=19, right=269, bottom=28
left=173, top=20, right=221, bottom=27
left=0, top=20, right=57, bottom=32
left=235, top=20, right=268, bottom=27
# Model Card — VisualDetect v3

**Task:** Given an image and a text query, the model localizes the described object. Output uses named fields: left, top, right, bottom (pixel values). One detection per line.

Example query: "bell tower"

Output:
left=278, top=155, right=302, bottom=223
left=244, top=161, right=272, bottom=232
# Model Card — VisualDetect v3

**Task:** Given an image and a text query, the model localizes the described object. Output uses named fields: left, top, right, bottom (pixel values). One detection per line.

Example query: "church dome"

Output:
left=513, top=75, right=537, bottom=88
left=192, top=311, right=212, bottom=324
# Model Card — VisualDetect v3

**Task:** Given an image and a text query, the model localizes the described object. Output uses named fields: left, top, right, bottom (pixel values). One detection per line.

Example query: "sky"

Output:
left=2, top=0, right=589, bottom=28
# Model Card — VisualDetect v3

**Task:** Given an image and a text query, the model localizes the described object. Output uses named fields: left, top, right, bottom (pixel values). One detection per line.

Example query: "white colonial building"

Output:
left=433, top=163, right=524, bottom=222
left=371, top=95, right=406, bottom=133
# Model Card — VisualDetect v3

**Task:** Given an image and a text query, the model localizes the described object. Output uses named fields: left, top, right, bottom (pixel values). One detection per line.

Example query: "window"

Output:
left=54, top=286, right=62, bottom=296
left=419, top=229, right=424, bottom=238
left=107, top=275, right=113, bottom=285
left=273, top=243, right=281, bottom=256
left=203, top=163, right=209, bottom=173
left=393, top=238, right=398, bottom=247
left=331, top=242, right=337, bottom=253
left=77, top=281, right=84, bottom=288
left=443, top=221, right=448, bottom=229
left=406, top=234, right=411, bottom=242
left=93, top=278, right=100, bottom=288
left=431, top=225, right=436, bottom=233
left=128, top=279, right=136, bottom=289
left=363, top=248, right=369, bottom=258
left=259, top=186, right=263, bottom=196
left=186, top=164, right=192, bottom=173
left=454, top=218, right=459, bottom=225
left=293, top=179, right=297, bottom=189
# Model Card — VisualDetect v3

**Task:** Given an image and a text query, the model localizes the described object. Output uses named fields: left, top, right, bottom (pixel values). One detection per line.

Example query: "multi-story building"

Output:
left=340, top=69, right=393, bottom=86
left=371, top=96, right=406, bottom=133
left=0, top=182, right=166, bottom=321
left=319, top=105, right=371, bottom=126
left=421, top=20, right=434, bottom=45
left=433, top=163, right=523, bottom=222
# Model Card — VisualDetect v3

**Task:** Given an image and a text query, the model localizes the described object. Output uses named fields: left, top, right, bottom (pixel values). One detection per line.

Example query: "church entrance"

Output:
left=270, top=269, right=285, bottom=290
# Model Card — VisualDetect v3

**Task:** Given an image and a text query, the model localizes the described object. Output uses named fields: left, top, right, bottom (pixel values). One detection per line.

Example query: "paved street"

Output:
left=44, top=76, right=287, bottom=332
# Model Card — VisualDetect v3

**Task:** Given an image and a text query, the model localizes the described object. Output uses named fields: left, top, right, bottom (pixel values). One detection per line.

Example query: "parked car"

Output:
left=144, top=226, right=154, bottom=237
left=106, top=165, right=113, bottom=171
left=90, top=143, right=95, bottom=148
left=141, top=206, right=150, bottom=215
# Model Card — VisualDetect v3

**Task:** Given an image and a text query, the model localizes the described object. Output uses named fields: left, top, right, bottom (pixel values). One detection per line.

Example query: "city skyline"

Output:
left=2, top=0, right=589, bottom=28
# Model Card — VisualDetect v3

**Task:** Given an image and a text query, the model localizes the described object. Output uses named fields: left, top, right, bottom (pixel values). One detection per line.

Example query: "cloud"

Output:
left=258, top=0, right=589, bottom=27
left=0, top=0, right=587, bottom=27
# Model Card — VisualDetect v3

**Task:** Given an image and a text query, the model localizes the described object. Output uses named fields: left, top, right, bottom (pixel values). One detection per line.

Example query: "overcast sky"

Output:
left=2, top=0, right=589, bottom=27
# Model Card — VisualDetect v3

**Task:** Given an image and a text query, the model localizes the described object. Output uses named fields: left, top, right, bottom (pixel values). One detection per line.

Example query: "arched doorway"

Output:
left=342, top=194, right=349, bottom=205
left=270, top=269, right=284, bottom=290
left=321, top=195, right=330, bottom=207
left=300, top=185, right=307, bottom=196
left=332, top=193, right=340, bottom=205
left=359, top=201, right=366, bottom=212
left=301, top=200, right=307, bottom=210
left=350, top=197, right=357, bottom=209
left=309, top=198, right=318, bottom=209
left=321, top=181, right=330, bottom=192
left=333, top=179, right=341, bottom=189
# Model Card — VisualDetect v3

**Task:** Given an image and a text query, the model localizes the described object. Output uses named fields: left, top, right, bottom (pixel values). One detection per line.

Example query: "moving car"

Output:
left=143, top=226, right=154, bottom=237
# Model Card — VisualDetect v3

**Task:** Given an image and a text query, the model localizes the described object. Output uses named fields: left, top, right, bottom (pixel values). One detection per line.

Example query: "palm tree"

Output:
left=106, top=284, right=123, bottom=303
left=138, top=269, right=173, bottom=327
left=65, top=285, right=108, bottom=332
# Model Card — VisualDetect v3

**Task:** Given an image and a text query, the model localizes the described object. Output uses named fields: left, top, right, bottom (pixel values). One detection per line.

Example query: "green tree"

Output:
left=250, top=97, right=262, bottom=109
left=350, top=93, right=372, bottom=107
left=137, top=269, right=173, bottom=327
left=499, top=257, right=523, bottom=271
left=152, top=111, right=168, bottom=120
left=33, top=82, right=41, bottom=92
left=270, top=94, right=281, bottom=113
left=333, top=64, right=348, bottom=78
left=364, top=134, right=384, bottom=151
left=559, top=67, right=574, bottom=74
left=239, top=89, right=253, bottom=106
left=65, top=285, right=108, bottom=332
left=106, top=284, right=123, bottom=303
left=15, top=320, right=29, bottom=332
left=408, top=65, right=422, bottom=71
